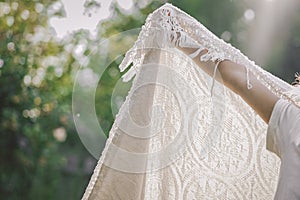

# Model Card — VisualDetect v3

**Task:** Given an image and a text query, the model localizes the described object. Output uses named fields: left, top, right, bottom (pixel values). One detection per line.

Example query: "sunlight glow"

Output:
left=50, top=0, right=134, bottom=38
left=246, top=0, right=299, bottom=66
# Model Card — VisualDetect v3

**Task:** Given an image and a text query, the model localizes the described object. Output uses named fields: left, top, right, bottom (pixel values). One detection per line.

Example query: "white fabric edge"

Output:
left=266, top=99, right=285, bottom=158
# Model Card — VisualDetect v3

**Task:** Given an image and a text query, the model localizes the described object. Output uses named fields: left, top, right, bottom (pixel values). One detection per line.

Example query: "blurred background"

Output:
left=0, top=0, right=299, bottom=199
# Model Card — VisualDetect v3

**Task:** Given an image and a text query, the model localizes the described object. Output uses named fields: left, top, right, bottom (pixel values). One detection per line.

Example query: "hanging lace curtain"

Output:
left=82, top=3, right=300, bottom=199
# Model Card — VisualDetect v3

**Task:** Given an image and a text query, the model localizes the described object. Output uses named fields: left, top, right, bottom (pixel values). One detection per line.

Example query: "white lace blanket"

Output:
left=82, top=3, right=300, bottom=199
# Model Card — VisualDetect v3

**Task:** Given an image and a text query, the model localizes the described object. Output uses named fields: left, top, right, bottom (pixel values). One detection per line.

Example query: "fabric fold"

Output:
left=82, top=3, right=300, bottom=200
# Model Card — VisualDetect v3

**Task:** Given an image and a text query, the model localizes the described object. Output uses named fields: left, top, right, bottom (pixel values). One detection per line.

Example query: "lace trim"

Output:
left=120, top=3, right=299, bottom=107
left=159, top=5, right=255, bottom=92
left=160, top=3, right=298, bottom=104
left=120, top=3, right=253, bottom=92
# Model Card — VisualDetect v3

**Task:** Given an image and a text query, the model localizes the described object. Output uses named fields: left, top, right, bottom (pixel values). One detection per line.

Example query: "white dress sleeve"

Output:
left=266, top=98, right=300, bottom=199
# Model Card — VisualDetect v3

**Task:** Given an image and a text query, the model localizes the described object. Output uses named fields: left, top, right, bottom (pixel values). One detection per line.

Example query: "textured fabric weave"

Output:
left=82, top=3, right=300, bottom=199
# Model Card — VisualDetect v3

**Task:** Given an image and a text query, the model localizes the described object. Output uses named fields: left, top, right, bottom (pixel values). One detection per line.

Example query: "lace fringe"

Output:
left=119, top=1, right=299, bottom=110
left=119, top=4, right=254, bottom=94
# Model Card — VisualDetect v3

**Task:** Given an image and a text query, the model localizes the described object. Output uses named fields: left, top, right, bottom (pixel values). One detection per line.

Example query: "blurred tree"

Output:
left=0, top=1, right=77, bottom=199
left=172, top=0, right=244, bottom=45
left=1, top=0, right=298, bottom=199
left=271, top=10, right=300, bottom=83
left=0, top=0, right=168, bottom=199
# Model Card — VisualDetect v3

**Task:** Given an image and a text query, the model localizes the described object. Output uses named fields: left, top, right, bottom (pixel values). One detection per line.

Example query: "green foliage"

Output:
left=0, top=0, right=165, bottom=199
left=0, top=0, right=299, bottom=199
left=0, top=1, right=78, bottom=199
